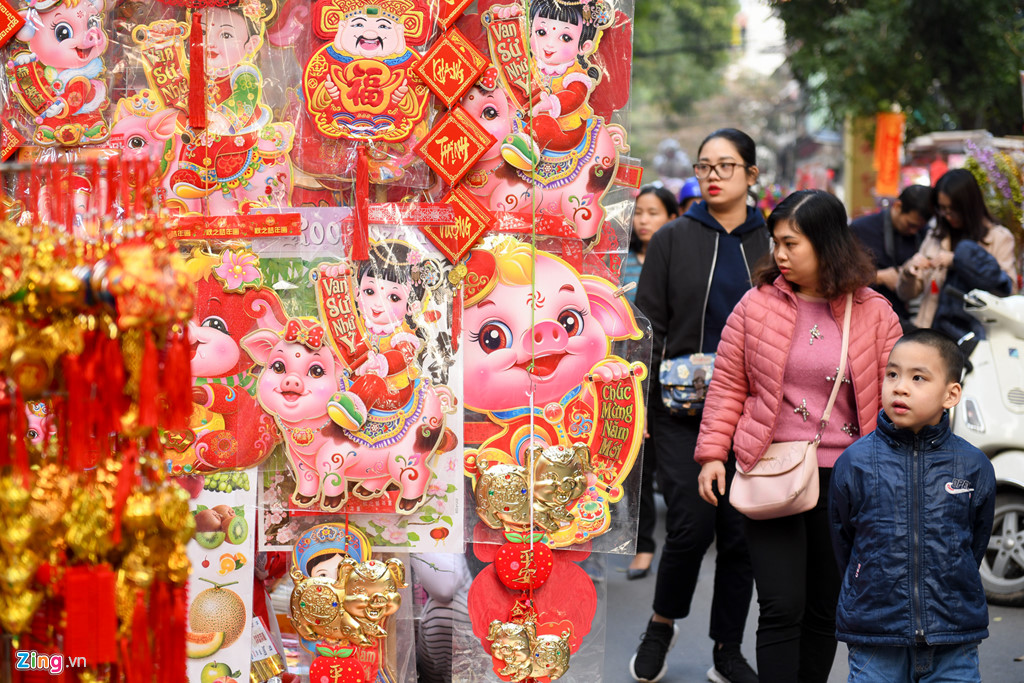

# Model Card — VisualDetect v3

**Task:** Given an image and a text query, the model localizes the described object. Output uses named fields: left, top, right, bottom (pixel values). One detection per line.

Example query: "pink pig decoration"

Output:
left=459, top=75, right=627, bottom=242
left=6, top=0, right=110, bottom=147
left=109, top=90, right=182, bottom=206
left=462, top=237, right=648, bottom=545
left=242, top=318, right=459, bottom=514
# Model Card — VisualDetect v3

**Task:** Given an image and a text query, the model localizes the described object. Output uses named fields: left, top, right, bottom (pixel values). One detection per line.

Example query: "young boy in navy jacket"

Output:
left=830, top=329, right=995, bottom=682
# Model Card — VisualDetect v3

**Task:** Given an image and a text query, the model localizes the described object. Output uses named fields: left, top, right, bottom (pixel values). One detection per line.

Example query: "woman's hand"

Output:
left=934, top=250, right=954, bottom=269
left=698, top=461, right=727, bottom=506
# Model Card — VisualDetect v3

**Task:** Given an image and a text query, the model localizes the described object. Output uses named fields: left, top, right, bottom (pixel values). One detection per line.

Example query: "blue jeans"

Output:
left=848, top=642, right=980, bottom=682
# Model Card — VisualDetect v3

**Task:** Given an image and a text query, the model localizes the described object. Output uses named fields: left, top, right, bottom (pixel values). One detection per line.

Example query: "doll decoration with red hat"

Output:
left=461, top=236, right=648, bottom=547
left=302, top=0, right=430, bottom=142
left=5, top=0, right=110, bottom=147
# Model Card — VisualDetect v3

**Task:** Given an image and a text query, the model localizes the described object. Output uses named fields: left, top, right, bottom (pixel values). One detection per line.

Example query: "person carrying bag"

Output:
left=695, top=190, right=902, bottom=683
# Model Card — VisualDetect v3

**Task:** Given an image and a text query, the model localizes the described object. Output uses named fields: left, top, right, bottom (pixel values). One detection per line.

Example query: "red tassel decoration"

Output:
left=138, top=330, right=159, bottom=429
left=162, top=328, right=192, bottom=431
left=0, top=383, right=10, bottom=469
left=62, top=354, right=87, bottom=470
left=110, top=442, right=138, bottom=547
left=130, top=589, right=152, bottom=683
left=352, top=145, right=370, bottom=261
left=104, top=333, right=127, bottom=432
left=12, top=387, right=28, bottom=484
left=188, top=12, right=206, bottom=129
left=168, top=584, right=188, bottom=683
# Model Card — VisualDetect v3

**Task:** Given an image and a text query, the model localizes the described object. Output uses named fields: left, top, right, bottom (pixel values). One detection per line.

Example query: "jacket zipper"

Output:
left=911, top=437, right=925, bottom=643
left=698, top=233, right=719, bottom=352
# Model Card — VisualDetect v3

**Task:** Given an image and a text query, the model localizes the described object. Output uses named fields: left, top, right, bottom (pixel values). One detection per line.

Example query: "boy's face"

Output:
left=309, top=553, right=342, bottom=580
left=357, top=274, right=412, bottom=327
left=883, top=341, right=961, bottom=433
left=203, top=7, right=258, bottom=74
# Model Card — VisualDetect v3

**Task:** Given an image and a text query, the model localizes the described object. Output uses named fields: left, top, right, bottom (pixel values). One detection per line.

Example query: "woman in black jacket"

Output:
left=630, top=129, right=769, bottom=683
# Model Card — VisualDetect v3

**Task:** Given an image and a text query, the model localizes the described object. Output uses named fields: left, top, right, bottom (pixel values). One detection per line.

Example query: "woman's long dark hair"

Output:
left=933, top=168, right=992, bottom=245
left=753, top=190, right=875, bottom=300
left=629, top=186, right=678, bottom=253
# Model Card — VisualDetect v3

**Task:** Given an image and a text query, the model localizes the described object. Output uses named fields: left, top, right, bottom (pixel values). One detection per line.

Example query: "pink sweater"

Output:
left=695, top=278, right=902, bottom=473
left=773, top=297, right=857, bottom=467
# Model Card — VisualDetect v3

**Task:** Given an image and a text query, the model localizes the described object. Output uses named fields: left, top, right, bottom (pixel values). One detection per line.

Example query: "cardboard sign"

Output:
left=484, top=12, right=535, bottom=111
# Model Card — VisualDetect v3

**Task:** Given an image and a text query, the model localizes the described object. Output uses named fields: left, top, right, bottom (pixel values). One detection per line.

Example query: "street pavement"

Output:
left=603, top=494, right=1024, bottom=682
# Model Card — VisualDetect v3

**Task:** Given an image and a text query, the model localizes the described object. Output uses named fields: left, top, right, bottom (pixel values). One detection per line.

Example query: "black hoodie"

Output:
left=636, top=202, right=769, bottom=385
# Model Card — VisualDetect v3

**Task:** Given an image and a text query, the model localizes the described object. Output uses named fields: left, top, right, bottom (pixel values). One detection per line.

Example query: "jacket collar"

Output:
left=875, top=409, right=952, bottom=451
left=685, top=202, right=766, bottom=236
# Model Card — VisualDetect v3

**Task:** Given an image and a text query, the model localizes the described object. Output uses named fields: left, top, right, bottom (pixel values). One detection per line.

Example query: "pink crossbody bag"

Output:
left=730, top=293, right=852, bottom=520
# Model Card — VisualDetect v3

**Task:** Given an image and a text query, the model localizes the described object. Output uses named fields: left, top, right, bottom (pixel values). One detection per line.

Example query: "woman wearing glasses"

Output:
left=631, top=129, right=766, bottom=683
left=898, top=169, right=1017, bottom=340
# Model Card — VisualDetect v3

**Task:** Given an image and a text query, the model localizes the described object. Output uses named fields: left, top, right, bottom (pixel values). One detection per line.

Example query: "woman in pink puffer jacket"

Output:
left=696, top=190, right=902, bottom=683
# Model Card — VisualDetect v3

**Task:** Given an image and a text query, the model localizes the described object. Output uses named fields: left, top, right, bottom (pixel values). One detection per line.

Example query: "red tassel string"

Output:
left=162, top=327, right=191, bottom=431
left=131, top=588, right=153, bottom=683
left=168, top=584, right=187, bottom=683
left=137, top=329, right=159, bottom=430
left=104, top=333, right=127, bottom=432
left=12, top=386, right=28, bottom=484
left=352, top=145, right=370, bottom=261
left=0, top=382, right=10, bottom=469
left=62, top=353, right=87, bottom=470
left=189, top=12, right=207, bottom=130
left=110, top=441, right=138, bottom=547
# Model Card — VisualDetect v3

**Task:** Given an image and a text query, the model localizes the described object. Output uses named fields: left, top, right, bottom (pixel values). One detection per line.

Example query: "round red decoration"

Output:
left=309, top=656, right=369, bottom=683
left=494, top=542, right=553, bottom=591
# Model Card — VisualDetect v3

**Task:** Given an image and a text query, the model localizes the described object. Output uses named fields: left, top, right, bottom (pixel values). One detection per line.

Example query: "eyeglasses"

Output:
left=693, top=162, right=748, bottom=180
left=936, top=204, right=960, bottom=218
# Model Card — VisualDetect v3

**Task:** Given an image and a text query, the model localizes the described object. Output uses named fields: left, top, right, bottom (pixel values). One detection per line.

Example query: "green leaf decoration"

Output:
left=407, top=532, right=420, bottom=541
left=441, top=515, right=453, bottom=525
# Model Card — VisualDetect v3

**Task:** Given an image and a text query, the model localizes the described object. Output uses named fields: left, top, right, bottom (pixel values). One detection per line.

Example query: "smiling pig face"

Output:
left=463, top=242, right=639, bottom=412
left=18, top=0, right=108, bottom=71
left=241, top=321, right=345, bottom=425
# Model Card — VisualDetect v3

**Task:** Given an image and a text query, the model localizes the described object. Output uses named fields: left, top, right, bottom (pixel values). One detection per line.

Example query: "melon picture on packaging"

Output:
left=186, top=631, right=225, bottom=658
left=189, top=580, right=247, bottom=648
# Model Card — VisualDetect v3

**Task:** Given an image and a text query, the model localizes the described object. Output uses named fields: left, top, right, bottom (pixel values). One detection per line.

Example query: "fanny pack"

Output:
left=659, top=352, right=715, bottom=413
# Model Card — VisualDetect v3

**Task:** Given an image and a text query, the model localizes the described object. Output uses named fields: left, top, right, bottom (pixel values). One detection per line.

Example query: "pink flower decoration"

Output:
left=215, top=249, right=261, bottom=291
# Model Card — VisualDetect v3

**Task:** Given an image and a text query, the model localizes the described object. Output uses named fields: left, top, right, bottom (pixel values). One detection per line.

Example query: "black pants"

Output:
left=650, top=408, right=754, bottom=644
left=636, top=433, right=657, bottom=554
left=744, top=467, right=840, bottom=683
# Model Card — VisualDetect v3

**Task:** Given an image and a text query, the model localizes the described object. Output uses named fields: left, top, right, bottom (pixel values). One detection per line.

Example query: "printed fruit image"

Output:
left=213, top=677, right=238, bottom=683
left=195, top=531, right=226, bottom=550
left=203, top=471, right=250, bottom=493
left=225, top=516, right=248, bottom=545
left=200, top=662, right=238, bottom=683
left=211, top=505, right=236, bottom=531
left=186, top=630, right=225, bottom=658
left=218, top=553, right=247, bottom=575
left=190, top=579, right=246, bottom=647
left=195, top=509, right=224, bottom=533
left=176, top=475, right=205, bottom=499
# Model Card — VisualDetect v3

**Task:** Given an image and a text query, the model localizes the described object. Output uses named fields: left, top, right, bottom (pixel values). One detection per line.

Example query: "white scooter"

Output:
left=950, top=289, right=1024, bottom=606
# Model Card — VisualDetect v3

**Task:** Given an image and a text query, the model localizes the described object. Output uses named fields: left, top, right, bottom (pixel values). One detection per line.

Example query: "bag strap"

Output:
left=814, top=292, right=853, bottom=443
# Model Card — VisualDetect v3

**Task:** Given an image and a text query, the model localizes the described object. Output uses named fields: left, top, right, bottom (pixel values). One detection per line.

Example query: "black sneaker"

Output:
left=707, top=642, right=758, bottom=683
left=629, top=619, right=678, bottom=682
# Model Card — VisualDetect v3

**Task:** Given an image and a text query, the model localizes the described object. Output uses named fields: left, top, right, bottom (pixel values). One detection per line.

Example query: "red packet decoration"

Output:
left=242, top=241, right=458, bottom=514
left=289, top=524, right=404, bottom=683
left=0, top=118, right=24, bottom=161
left=163, top=247, right=284, bottom=474
left=5, top=0, right=110, bottom=147
left=436, top=0, right=473, bottom=29
left=462, top=238, right=647, bottom=546
left=421, top=185, right=492, bottom=264
left=0, top=0, right=24, bottom=50
left=414, top=106, right=494, bottom=186
left=413, top=27, right=488, bottom=108
left=302, top=0, right=431, bottom=142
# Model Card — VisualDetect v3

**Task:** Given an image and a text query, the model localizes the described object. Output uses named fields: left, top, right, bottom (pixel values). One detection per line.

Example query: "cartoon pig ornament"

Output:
left=486, top=619, right=571, bottom=682
left=6, top=0, right=110, bottom=146
left=463, top=239, right=642, bottom=452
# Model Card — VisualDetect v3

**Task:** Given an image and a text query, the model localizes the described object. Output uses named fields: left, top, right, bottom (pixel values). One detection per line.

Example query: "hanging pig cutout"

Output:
left=462, top=237, right=647, bottom=545
left=6, top=0, right=110, bottom=147
left=163, top=247, right=284, bottom=473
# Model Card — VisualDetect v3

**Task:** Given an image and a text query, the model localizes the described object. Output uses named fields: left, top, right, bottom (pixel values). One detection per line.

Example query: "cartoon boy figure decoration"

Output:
left=6, top=0, right=110, bottom=146
left=289, top=524, right=405, bottom=681
left=302, top=0, right=430, bottom=142
left=165, top=0, right=295, bottom=214
left=490, top=0, right=613, bottom=171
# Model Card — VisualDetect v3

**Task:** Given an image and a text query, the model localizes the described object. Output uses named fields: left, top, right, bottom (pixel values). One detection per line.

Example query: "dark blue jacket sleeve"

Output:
left=951, top=240, right=1012, bottom=296
left=829, top=454, right=855, bottom=572
left=972, top=459, right=997, bottom=566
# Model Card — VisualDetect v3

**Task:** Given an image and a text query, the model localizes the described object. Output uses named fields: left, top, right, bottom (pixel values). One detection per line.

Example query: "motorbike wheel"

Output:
left=981, top=492, right=1024, bottom=606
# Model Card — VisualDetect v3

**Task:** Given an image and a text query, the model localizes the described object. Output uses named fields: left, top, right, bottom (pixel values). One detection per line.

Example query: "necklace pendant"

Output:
left=292, top=427, right=315, bottom=446
left=809, top=324, right=823, bottom=345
